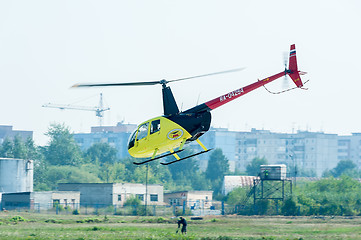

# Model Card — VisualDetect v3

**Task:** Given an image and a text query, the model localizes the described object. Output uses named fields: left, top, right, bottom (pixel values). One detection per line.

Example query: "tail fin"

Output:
left=287, top=44, right=304, bottom=88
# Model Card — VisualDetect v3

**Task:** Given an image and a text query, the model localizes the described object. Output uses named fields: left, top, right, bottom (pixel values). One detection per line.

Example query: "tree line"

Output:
left=3, top=122, right=361, bottom=215
left=225, top=158, right=361, bottom=216
left=0, top=123, right=230, bottom=196
left=225, top=175, right=361, bottom=216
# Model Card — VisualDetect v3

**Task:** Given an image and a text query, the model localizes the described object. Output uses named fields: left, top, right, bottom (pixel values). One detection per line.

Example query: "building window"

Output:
left=64, top=199, right=68, bottom=206
left=136, top=194, right=144, bottom=201
left=150, top=194, right=158, bottom=202
left=169, top=198, right=180, bottom=205
left=118, top=194, right=122, bottom=201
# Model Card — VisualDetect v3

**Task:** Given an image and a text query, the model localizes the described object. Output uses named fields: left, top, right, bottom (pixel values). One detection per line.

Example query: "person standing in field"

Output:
left=177, top=216, right=187, bottom=234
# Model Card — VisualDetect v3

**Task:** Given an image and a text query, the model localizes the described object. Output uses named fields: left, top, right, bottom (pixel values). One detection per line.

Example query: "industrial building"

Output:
left=194, top=128, right=343, bottom=177
left=337, top=133, right=361, bottom=166
left=0, top=125, right=33, bottom=143
left=74, top=122, right=137, bottom=159
left=164, top=191, right=213, bottom=209
left=1, top=191, right=80, bottom=210
left=58, top=183, right=164, bottom=207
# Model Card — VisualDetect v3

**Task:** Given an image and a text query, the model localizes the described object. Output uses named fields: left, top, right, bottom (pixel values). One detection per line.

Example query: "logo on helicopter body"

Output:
left=167, top=129, right=183, bottom=140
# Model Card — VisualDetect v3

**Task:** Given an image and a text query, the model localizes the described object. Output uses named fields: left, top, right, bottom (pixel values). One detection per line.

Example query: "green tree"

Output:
left=294, top=176, right=361, bottom=216
left=97, top=162, right=127, bottom=183
left=167, top=148, right=208, bottom=191
left=85, top=142, right=118, bottom=165
left=0, top=138, right=14, bottom=158
left=205, top=148, right=229, bottom=195
left=123, top=196, right=141, bottom=207
left=205, top=149, right=229, bottom=181
left=44, top=123, right=83, bottom=166
left=12, top=135, right=28, bottom=159
left=0, top=136, right=44, bottom=160
left=246, top=157, right=268, bottom=176
left=226, top=187, right=248, bottom=205
left=330, top=159, right=357, bottom=177
left=43, top=165, right=102, bottom=190
left=33, top=150, right=49, bottom=191
left=281, top=197, right=298, bottom=216
left=112, top=162, right=126, bottom=182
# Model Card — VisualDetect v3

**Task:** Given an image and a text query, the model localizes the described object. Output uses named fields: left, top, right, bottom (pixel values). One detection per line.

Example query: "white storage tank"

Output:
left=0, top=158, right=33, bottom=193
left=260, top=164, right=287, bottom=180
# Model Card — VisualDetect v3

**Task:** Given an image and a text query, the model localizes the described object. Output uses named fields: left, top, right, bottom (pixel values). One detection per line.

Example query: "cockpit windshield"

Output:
left=128, top=122, right=150, bottom=150
left=127, top=129, right=137, bottom=149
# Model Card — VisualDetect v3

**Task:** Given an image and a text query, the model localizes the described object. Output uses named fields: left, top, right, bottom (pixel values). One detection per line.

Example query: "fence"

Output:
left=0, top=202, right=225, bottom=216
left=2, top=201, right=355, bottom=216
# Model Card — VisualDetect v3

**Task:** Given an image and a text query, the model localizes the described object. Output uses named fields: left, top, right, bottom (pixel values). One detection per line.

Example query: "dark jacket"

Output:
left=178, top=218, right=187, bottom=227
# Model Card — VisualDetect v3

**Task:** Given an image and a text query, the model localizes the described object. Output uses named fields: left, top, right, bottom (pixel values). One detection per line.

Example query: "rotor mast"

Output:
left=161, top=80, right=179, bottom=116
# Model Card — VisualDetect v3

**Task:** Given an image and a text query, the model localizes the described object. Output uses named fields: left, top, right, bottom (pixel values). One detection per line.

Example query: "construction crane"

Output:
left=42, top=93, right=110, bottom=126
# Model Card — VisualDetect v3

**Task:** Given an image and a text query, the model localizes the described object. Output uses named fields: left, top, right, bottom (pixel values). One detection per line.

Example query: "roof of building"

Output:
left=222, top=175, right=259, bottom=195
left=164, top=190, right=213, bottom=195
left=223, top=176, right=258, bottom=187
left=58, top=182, right=163, bottom=187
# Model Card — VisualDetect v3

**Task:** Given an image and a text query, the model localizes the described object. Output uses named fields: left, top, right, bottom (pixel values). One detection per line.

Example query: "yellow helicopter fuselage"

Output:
left=128, top=116, right=192, bottom=158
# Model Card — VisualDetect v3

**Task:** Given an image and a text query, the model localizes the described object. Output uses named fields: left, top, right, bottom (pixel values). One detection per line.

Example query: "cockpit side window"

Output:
left=150, top=119, right=161, bottom=135
left=137, top=122, right=149, bottom=140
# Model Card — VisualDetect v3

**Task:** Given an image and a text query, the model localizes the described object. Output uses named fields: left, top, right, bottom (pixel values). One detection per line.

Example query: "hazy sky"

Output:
left=1, top=0, right=360, bottom=145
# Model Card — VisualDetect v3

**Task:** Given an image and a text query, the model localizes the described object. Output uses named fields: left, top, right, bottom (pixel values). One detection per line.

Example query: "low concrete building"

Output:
left=1, top=191, right=80, bottom=210
left=58, top=183, right=164, bottom=206
left=0, top=158, right=33, bottom=193
left=164, top=191, right=213, bottom=209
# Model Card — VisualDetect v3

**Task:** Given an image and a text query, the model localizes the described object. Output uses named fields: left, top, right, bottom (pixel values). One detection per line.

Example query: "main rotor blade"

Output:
left=71, top=67, right=244, bottom=88
left=168, top=67, right=245, bottom=83
left=72, top=81, right=160, bottom=88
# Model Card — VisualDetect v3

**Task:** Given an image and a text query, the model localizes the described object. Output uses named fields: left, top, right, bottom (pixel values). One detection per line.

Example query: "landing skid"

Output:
left=133, top=149, right=185, bottom=165
left=160, top=149, right=212, bottom=165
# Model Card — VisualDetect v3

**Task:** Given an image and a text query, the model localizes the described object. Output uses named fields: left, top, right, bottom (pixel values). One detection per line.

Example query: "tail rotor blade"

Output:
left=282, top=51, right=290, bottom=89
left=283, top=75, right=290, bottom=89
left=283, top=51, right=289, bottom=70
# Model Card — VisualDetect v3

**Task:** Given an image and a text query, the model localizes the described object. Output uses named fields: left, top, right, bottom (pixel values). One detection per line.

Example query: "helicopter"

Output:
left=72, top=44, right=306, bottom=165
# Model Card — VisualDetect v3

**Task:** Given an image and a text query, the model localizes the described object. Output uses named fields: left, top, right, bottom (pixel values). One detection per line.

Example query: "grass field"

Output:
left=1, top=212, right=361, bottom=240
